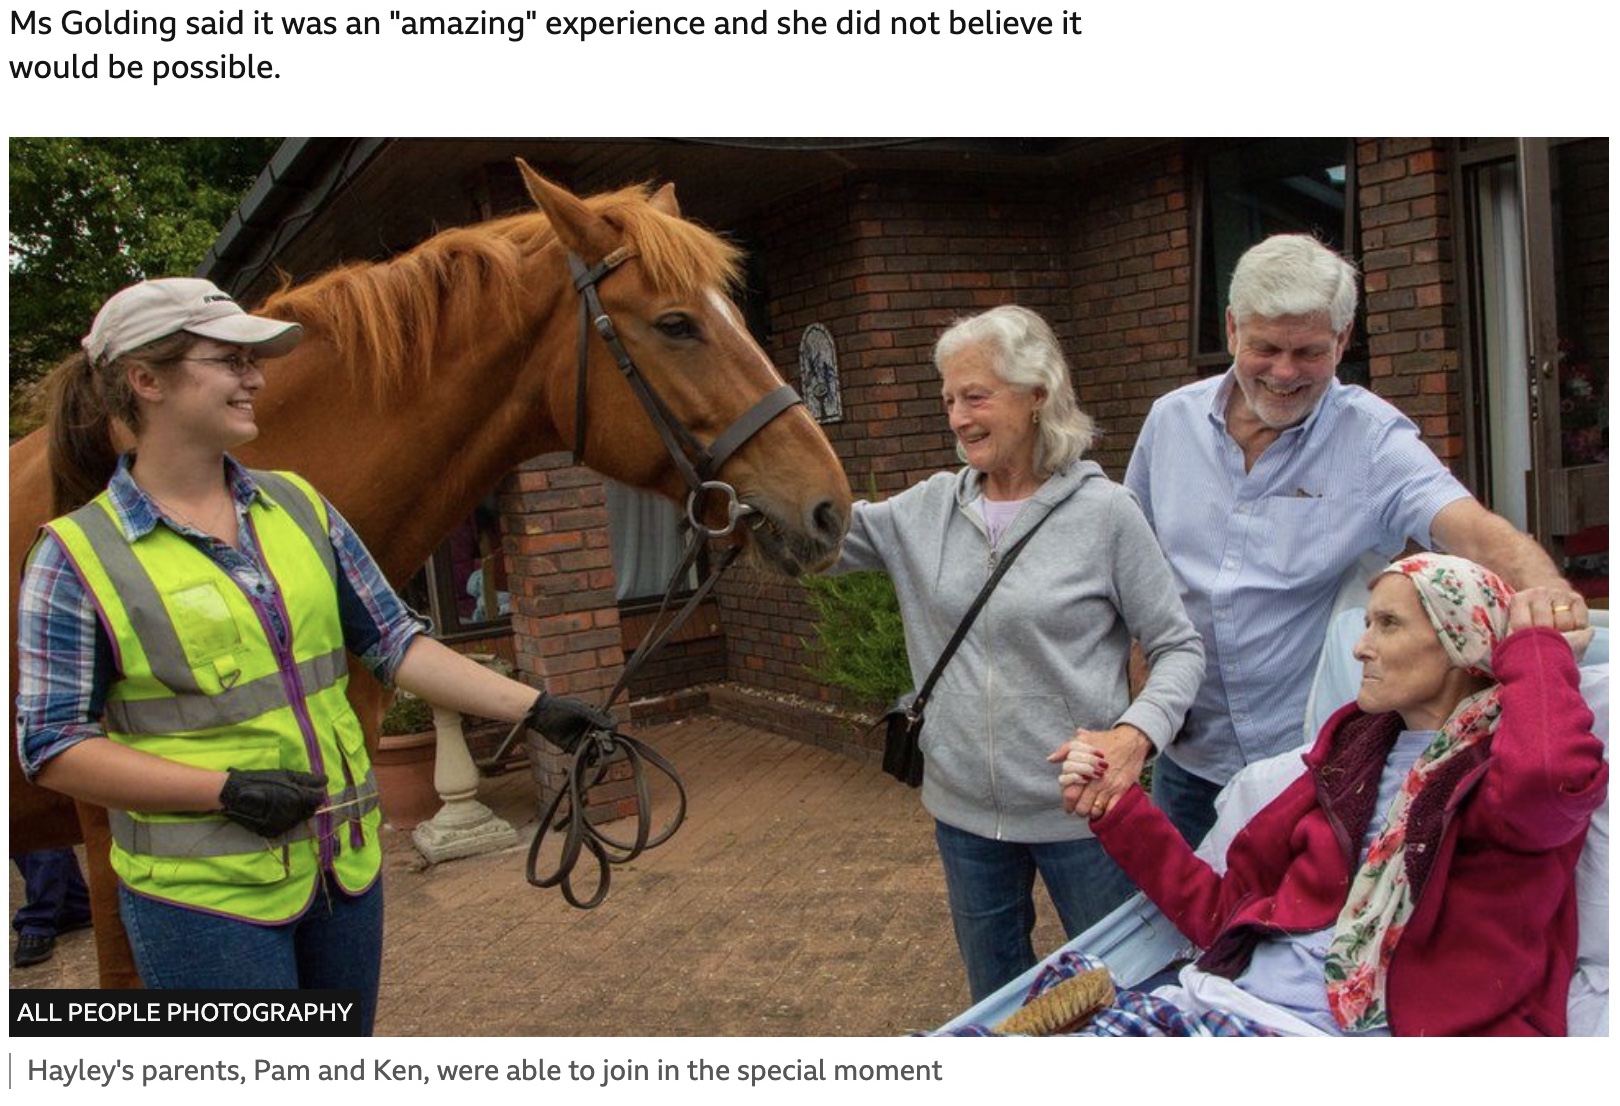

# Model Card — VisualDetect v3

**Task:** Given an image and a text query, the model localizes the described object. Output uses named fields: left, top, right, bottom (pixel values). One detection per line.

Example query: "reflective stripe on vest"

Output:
left=105, top=647, right=348, bottom=735
left=47, top=469, right=382, bottom=923
left=108, top=776, right=380, bottom=857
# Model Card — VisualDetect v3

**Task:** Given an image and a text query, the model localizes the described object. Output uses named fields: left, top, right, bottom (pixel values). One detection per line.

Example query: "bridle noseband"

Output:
left=505, top=247, right=805, bottom=908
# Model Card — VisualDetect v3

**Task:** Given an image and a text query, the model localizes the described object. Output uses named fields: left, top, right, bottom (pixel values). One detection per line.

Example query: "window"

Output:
left=605, top=480, right=698, bottom=603
left=1194, top=139, right=1363, bottom=383
left=402, top=498, right=511, bottom=641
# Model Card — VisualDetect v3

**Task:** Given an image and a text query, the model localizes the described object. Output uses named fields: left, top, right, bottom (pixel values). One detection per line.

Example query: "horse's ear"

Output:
left=649, top=182, right=681, bottom=218
left=516, top=158, right=619, bottom=261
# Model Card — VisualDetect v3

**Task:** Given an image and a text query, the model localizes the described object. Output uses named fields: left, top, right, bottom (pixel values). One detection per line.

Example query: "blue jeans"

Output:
left=1150, top=754, right=1227, bottom=848
left=12, top=848, right=92, bottom=937
left=119, top=876, right=384, bottom=1035
left=934, top=820, right=1136, bottom=1003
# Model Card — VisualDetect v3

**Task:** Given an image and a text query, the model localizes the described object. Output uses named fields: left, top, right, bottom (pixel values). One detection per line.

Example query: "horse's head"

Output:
left=519, top=162, right=851, bottom=576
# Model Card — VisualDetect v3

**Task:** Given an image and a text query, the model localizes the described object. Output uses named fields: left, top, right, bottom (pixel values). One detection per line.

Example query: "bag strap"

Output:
left=909, top=508, right=1051, bottom=718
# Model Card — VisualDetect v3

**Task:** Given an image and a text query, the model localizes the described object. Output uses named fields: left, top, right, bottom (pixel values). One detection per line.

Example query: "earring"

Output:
left=1032, top=411, right=1041, bottom=425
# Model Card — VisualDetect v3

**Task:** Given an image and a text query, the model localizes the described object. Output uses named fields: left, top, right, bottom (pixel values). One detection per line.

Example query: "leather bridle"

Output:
left=506, top=247, right=806, bottom=908
left=567, top=248, right=802, bottom=540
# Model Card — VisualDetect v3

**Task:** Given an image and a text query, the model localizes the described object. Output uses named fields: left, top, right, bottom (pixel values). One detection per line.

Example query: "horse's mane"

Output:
left=259, top=184, right=744, bottom=398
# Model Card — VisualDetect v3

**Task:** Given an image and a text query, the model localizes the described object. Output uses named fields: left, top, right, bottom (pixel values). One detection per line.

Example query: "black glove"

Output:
left=219, top=768, right=328, bottom=838
left=525, top=692, right=616, bottom=753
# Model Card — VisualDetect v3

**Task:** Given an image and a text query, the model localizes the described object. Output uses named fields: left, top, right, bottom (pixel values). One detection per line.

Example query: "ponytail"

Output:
left=43, top=331, right=192, bottom=514
left=45, top=351, right=120, bottom=515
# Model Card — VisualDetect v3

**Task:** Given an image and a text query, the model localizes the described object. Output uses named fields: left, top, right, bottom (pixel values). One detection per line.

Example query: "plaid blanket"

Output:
left=939, top=951, right=1280, bottom=1037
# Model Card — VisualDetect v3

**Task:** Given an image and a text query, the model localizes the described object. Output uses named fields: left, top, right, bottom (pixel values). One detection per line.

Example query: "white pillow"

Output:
left=1567, top=663, right=1608, bottom=1037
left=1196, top=751, right=1302, bottom=871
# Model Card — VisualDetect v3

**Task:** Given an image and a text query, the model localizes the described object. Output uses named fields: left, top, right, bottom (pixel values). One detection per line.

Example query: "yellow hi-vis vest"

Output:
left=47, top=470, right=381, bottom=923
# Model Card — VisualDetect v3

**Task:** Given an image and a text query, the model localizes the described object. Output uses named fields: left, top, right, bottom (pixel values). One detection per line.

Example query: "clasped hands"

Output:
left=1049, top=723, right=1151, bottom=821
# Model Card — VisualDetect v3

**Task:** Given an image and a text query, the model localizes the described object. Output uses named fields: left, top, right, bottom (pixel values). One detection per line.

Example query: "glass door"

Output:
left=1523, top=139, right=1608, bottom=599
left=1461, top=138, right=1608, bottom=602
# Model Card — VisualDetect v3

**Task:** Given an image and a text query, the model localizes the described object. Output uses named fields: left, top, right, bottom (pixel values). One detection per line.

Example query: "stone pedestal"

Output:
left=411, top=702, right=518, bottom=863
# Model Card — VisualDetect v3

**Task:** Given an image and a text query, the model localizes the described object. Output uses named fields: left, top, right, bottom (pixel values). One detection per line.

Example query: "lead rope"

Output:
left=500, top=528, right=745, bottom=908
left=524, top=728, right=687, bottom=909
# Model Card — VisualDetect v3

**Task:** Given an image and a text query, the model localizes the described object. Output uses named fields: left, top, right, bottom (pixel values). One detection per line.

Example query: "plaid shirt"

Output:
left=14, top=455, right=428, bottom=779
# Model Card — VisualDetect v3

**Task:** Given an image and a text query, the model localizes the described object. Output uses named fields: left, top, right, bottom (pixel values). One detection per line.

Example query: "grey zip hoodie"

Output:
left=834, top=461, right=1204, bottom=842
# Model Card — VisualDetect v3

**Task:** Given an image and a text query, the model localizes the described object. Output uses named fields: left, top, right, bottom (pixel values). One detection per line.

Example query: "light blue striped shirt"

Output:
left=1124, top=371, right=1469, bottom=784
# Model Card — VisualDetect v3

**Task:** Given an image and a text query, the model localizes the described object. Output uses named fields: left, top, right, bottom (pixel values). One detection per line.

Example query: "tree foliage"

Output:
left=9, top=137, right=281, bottom=431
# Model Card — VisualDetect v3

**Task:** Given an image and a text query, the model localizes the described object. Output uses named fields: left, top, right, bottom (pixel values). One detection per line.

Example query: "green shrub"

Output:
left=800, top=571, right=911, bottom=708
left=381, top=692, right=436, bottom=736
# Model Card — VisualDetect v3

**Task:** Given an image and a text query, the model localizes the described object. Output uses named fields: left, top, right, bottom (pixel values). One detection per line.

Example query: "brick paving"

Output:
left=9, top=714, right=1067, bottom=1036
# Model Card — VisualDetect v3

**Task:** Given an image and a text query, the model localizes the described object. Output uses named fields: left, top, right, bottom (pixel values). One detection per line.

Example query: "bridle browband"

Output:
left=497, top=246, right=806, bottom=909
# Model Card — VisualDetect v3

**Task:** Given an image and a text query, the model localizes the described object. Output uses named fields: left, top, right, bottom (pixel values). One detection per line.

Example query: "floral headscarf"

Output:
left=1324, top=554, right=1514, bottom=1032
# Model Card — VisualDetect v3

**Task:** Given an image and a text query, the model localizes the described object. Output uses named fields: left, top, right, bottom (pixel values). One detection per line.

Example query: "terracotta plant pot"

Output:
left=373, top=730, right=440, bottom=831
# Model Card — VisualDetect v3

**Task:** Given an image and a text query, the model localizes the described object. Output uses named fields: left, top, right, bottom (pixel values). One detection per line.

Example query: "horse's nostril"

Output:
left=811, top=500, right=848, bottom=545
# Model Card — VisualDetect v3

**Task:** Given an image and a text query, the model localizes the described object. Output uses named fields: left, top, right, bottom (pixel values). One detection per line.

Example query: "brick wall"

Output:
left=619, top=601, right=728, bottom=696
left=710, top=144, right=1476, bottom=715
left=497, top=455, right=643, bottom=821
left=1061, top=141, right=1464, bottom=476
left=1063, top=149, right=1195, bottom=479
left=1355, top=139, right=1464, bottom=466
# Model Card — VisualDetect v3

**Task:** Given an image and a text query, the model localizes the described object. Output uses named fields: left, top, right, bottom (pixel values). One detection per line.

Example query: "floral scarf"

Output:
left=1324, top=553, right=1513, bottom=1032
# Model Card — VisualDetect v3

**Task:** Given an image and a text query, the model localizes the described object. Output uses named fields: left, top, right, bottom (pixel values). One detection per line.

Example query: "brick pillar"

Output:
left=500, top=453, right=638, bottom=823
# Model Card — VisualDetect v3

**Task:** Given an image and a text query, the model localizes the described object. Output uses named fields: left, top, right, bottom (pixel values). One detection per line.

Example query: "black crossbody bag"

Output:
left=880, top=512, right=1050, bottom=787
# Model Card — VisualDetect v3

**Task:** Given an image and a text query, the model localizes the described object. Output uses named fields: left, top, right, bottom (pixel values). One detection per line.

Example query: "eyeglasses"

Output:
left=184, top=354, right=261, bottom=377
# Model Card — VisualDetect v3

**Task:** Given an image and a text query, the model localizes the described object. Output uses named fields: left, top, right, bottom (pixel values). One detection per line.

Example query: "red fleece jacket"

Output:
left=1094, top=628, right=1607, bottom=1036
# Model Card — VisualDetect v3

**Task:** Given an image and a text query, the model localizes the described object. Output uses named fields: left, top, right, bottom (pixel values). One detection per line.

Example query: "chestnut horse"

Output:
left=8, top=161, right=852, bottom=986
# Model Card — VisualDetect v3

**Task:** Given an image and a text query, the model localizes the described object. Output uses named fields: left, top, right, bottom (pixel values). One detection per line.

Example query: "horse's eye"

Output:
left=655, top=314, right=698, bottom=340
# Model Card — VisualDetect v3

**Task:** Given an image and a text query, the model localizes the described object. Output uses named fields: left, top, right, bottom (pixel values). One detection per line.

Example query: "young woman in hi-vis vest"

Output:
left=16, top=278, right=608, bottom=1033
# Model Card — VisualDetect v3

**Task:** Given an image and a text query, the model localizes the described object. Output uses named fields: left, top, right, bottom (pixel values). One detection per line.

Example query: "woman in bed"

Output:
left=1058, top=553, right=1606, bottom=1035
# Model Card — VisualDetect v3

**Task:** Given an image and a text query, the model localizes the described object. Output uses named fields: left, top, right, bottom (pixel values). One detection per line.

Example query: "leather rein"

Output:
left=507, top=246, right=804, bottom=908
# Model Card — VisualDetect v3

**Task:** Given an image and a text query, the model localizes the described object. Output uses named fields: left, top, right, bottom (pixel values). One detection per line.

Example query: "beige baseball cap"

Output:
left=82, top=278, right=303, bottom=366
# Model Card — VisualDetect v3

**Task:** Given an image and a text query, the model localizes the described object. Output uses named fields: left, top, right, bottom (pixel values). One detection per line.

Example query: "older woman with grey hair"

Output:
left=829, top=304, right=1204, bottom=1001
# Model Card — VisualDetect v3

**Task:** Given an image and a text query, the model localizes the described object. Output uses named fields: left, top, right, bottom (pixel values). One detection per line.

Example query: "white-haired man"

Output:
left=1107, top=233, right=1588, bottom=846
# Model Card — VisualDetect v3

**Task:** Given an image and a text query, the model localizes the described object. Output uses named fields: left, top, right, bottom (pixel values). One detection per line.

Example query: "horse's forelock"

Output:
left=587, top=186, right=744, bottom=297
